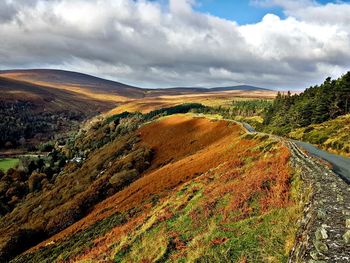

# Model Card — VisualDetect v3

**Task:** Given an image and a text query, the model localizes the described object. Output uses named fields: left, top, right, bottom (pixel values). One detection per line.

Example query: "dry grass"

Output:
left=29, top=116, right=244, bottom=248
left=21, top=115, right=301, bottom=263
left=69, top=121, right=298, bottom=262
left=108, top=91, right=277, bottom=115
left=1, top=70, right=277, bottom=116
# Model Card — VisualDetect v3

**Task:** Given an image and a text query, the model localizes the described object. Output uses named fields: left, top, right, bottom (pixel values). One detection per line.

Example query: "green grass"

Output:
left=289, top=114, right=350, bottom=157
left=9, top=116, right=303, bottom=263
left=12, top=212, right=128, bottom=262
left=109, top=156, right=303, bottom=263
left=0, top=158, right=19, bottom=172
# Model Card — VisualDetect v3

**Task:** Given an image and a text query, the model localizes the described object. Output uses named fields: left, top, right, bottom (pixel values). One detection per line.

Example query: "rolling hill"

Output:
left=0, top=69, right=273, bottom=100
left=0, top=69, right=275, bottom=110
left=0, top=114, right=301, bottom=262
left=210, top=85, right=270, bottom=91
left=0, top=69, right=145, bottom=101
left=0, top=69, right=277, bottom=150
left=0, top=76, right=115, bottom=113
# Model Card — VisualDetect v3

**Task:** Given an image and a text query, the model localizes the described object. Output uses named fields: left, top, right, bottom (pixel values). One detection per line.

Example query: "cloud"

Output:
left=0, top=0, right=349, bottom=89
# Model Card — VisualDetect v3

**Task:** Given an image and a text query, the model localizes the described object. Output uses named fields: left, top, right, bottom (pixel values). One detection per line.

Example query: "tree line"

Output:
left=263, top=72, right=350, bottom=135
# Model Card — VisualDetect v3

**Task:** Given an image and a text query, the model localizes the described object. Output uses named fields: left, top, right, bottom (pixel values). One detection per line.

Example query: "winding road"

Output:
left=241, top=122, right=350, bottom=183
left=293, top=140, right=350, bottom=184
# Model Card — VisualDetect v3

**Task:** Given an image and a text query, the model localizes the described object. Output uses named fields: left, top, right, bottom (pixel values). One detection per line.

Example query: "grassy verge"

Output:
left=289, top=114, right=350, bottom=157
left=0, top=158, right=19, bottom=172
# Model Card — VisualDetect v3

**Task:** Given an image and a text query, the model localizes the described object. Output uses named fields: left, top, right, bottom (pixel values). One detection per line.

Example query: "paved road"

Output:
left=293, top=140, right=350, bottom=184
left=241, top=122, right=350, bottom=184
left=241, top=122, right=256, bottom=133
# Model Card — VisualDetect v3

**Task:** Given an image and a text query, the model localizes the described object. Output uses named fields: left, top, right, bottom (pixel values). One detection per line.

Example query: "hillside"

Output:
left=1, top=114, right=302, bottom=262
left=289, top=114, right=350, bottom=157
left=0, top=69, right=146, bottom=150
left=0, top=76, right=120, bottom=149
left=0, top=69, right=145, bottom=101
left=0, top=76, right=115, bottom=113
left=0, top=69, right=277, bottom=150
left=210, top=85, right=270, bottom=91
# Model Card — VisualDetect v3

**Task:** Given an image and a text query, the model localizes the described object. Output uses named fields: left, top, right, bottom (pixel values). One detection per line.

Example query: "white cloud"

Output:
left=0, top=0, right=349, bottom=89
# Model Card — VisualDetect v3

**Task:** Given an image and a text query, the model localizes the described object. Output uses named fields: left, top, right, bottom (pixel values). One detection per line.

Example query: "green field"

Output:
left=0, top=158, right=20, bottom=172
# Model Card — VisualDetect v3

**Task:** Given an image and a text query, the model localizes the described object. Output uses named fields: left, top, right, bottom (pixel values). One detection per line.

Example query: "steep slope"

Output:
left=10, top=115, right=302, bottom=262
left=0, top=76, right=121, bottom=149
left=0, top=116, right=152, bottom=260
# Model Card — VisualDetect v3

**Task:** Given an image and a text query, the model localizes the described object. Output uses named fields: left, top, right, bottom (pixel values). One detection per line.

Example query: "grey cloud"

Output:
left=0, top=2, right=17, bottom=22
left=0, top=0, right=349, bottom=90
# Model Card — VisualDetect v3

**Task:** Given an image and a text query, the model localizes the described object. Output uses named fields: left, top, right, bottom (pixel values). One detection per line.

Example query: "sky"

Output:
left=0, top=0, right=350, bottom=90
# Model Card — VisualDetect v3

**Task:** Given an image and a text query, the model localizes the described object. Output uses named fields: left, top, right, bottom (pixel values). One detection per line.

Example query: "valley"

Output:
left=1, top=0, right=350, bottom=262
left=0, top=69, right=350, bottom=262
left=0, top=69, right=276, bottom=153
left=8, top=115, right=301, bottom=262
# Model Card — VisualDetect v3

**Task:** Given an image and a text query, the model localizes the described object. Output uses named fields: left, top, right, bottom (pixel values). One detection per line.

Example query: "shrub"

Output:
left=109, top=169, right=139, bottom=188
left=28, top=172, right=46, bottom=192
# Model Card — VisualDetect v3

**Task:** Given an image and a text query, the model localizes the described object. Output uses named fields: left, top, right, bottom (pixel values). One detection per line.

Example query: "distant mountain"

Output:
left=209, top=85, right=271, bottom=91
left=0, top=76, right=115, bottom=113
left=0, top=69, right=145, bottom=99
left=0, top=69, right=271, bottom=100
left=161, top=85, right=271, bottom=93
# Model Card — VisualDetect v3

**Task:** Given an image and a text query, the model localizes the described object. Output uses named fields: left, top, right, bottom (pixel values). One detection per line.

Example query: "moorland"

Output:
left=1, top=69, right=350, bottom=262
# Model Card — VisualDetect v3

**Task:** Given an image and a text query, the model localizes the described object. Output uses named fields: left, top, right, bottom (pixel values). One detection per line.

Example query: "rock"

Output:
left=317, top=209, right=327, bottom=220
left=343, top=230, right=350, bottom=244
left=314, top=240, right=328, bottom=253
left=342, top=210, right=350, bottom=216
left=346, top=218, right=350, bottom=228
left=337, top=194, right=344, bottom=202
left=315, top=227, right=328, bottom=240
left=310, top=250, right=320, bottom=260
